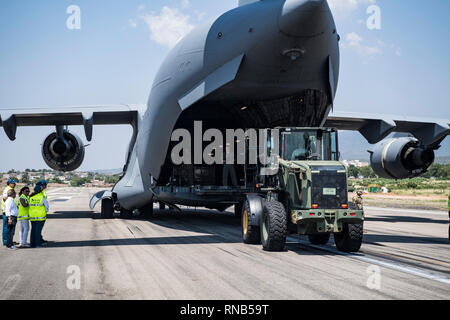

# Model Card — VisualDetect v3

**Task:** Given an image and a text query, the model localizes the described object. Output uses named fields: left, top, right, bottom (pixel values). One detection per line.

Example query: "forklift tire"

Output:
left=242, top=199, right=261, bottom=245
left=234, top=202, right=243, bottom=219
left=308, top=233, right=331, bottom=245
left=159, top=203, right=166, bottom=210
left=260, top=200, right=287, bottom=252
left=334, top=223, right=364, bottom=253
left=141, top=202, right=154, bottom=219
left=101, top=198, right=114, bottom=219
left=120, top=208, right=133, bottom=219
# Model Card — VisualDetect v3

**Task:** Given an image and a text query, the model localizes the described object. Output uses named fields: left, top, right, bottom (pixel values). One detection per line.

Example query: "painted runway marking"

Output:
left=288, top=236, right=450, bottom=286
left=51, top=196, right=73, bottom=202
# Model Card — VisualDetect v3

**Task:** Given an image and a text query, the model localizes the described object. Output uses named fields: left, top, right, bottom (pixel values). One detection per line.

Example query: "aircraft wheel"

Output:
left=260, top=200, right=287, bottom=252
left=234, top=202, right=243, bottom=219
left=334, top=223, right=363, bottom=253
left=120, top=208, right=133, bottom=219
left=141, top=202, right=154, bottom=219
left=308, top=233, right=331, bottom=245
left=242, top=199, right=261, bottom=245
left=101, top=198, right=114, bottom=219
left=159, top=203, right=166, bottom=210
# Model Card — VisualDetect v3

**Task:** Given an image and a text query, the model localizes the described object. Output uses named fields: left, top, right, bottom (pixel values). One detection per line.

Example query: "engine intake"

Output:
left=370, top=137, right=435, bottom=179
left=42, top=131, right=85, bottom=172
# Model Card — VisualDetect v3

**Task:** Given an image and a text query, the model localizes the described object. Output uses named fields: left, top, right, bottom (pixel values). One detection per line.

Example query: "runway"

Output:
left=0, top=187, right=448, bottom=300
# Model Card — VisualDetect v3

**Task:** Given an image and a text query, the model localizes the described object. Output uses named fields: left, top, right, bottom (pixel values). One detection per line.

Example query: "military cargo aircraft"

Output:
left=1, top=0, right=449, bottom=222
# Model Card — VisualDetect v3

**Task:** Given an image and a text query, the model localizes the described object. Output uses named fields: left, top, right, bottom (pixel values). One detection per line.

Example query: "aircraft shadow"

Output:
left=44, top=235, right=241, bottom=248
left=363, top=233, right=449, bottom=245
left=50, top=211, right=94, bottom=219
left=365, top=215, right=449, bottom=224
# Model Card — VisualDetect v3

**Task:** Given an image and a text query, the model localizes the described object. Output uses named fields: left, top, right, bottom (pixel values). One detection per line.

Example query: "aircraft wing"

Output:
left=0, top=104, right=143, bottom=141
left=325, top=111, right=450, bottom=147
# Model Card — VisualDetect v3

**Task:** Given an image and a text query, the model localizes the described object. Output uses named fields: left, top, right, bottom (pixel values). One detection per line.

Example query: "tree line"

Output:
left=347, top=164, right=449, bottom=179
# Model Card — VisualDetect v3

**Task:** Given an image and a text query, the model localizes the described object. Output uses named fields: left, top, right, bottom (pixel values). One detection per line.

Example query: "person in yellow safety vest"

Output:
left=38, top=180, right=48, bottom=199
left=36, top=180, right=48, bottom=243
left=17, top=187, right=31, bottom=248
left=2, top=179, right=16, bottom=246
left=29, top=185, right=49, bottom=248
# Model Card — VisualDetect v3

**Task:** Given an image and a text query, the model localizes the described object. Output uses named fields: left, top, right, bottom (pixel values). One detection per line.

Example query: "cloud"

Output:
left=128, top=19, right=137, bottom=28
left=181, top=0, right=190, bottom=9
left=344, top=32, right=382, bottom=56
left=140, top=6, right=194, bottom=49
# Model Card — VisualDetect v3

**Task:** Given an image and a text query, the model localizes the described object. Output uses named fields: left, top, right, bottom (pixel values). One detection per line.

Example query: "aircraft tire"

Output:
left=260, top=200, right=287, bottom=252
left=242, top=199, right=261, bottom=245
left=120, top=208, right=133, bottom=219
left=100, top=198, right=114, bottom=219
left=308, top=233, right=331, bottom=245
left=141, top=202, right=154, bottom=219
left=334, top=223, right=364, bottom=253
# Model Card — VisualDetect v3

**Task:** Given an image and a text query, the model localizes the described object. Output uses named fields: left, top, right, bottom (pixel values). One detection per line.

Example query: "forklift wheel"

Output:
left=334, top=223, right=363, bottom=253
left=260, top=200, right=287, bottom=252
left=242, top=199, right=261, bottom=245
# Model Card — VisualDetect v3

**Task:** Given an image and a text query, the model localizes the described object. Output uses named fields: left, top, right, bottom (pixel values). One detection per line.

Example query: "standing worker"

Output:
left=4, top=189, right=19, bottom=250
left=352, top=191, right=364, bottom=210
left=17, top=187, right=31, bottom=248
left=37, top=180, right=49, bottom=243
left=2, top=179, right=16, bottom=246
left=29, top=184, right=49, bottom=248
left=39, top=180, right=48, bottom=200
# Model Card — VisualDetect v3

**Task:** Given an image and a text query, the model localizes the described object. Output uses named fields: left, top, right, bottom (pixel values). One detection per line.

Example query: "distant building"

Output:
left=342, top=160, right=370, bottom=168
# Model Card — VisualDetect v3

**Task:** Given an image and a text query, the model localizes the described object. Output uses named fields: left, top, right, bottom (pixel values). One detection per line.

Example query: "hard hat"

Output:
left=7, top=179, right=16, bottom=185
left=34, top=185, right=42, bottom=193
left=38, top=180, right=48, bottom=186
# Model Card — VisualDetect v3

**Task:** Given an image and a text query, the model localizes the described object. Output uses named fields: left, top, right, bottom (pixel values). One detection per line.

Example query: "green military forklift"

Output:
left=240, top=127, right=365, bottom=252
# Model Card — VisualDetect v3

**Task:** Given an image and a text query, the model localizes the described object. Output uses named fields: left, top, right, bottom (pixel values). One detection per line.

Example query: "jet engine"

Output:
left=41, top=130, right=85, bottom=172
left=369, top=137, right=435, bottom=179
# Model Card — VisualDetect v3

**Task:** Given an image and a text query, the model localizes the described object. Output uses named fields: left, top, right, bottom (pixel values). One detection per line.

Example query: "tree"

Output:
left=347, top=166, right=359, bottom=178
left=21, top=173, right=30, bottom=185
left=359, top=166, right=376, bottom=178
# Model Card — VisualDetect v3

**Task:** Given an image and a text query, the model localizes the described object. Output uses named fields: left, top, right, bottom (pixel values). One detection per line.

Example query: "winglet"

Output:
left=2, top=115, right=17, bottom=141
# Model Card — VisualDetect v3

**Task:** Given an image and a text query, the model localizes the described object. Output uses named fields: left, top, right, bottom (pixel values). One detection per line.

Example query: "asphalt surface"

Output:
left=0, top=187, right=448, bottom=300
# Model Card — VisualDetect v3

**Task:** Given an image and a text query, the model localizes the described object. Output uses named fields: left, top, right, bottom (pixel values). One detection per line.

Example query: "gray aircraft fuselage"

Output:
left=114, top=0, right=340, bottom=210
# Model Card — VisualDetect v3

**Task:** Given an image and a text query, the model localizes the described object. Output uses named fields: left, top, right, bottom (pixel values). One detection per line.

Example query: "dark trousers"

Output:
left=30, top=221, right=44, bottom=248
left=2, top=214, right=7, bottom=246
left=6, top=216, right=17, bottom=248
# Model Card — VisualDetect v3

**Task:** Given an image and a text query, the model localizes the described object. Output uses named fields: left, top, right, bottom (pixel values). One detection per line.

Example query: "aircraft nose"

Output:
left=278, top=0, right=330, bottom=37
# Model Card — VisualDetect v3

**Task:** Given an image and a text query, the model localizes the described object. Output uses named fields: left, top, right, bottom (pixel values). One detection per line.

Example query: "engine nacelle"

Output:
left=370, top=137, right=435, bottom=179
left=42, top=131, right=85, bottom=172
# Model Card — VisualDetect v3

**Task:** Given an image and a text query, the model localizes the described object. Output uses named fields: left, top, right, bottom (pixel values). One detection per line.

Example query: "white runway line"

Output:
left=288, top=236, right=450, bottom=286
left=52, top=196, right=73, bottom=201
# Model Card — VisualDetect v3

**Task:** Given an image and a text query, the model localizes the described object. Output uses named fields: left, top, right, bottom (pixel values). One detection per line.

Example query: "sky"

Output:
left=0, top=0, right=449, bottom=171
